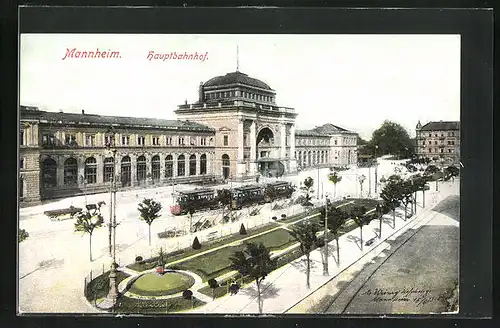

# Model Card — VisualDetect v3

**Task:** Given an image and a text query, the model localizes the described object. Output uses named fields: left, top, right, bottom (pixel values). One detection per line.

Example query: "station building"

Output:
left=19, top=71, right=358, bottom=205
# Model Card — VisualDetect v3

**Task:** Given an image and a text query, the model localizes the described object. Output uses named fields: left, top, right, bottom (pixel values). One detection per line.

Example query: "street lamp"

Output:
left=374, top=145, right=379, bottom=194
left=358, top=174, right=366, bottom=198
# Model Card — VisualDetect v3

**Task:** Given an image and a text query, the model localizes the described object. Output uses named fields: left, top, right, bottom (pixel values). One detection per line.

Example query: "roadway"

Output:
left=321, top=193, right=459, bottom=314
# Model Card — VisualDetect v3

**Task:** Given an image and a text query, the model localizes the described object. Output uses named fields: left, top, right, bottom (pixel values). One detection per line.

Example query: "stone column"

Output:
left=77, top=156, right=85, bottom=186
left=280, top=123, right=286, bottom=159
left=249, top=120, right=257, bottom=175
left=185, top=153, right=189, bottom=177
left=172, top=153, right=178, bottom=178
left=289, top=124, right=297, bottom=172
left=196, top=153, right=201, bottom=175
left=96, top=155, right=103, bottom=184
left=146, top=153, right=153, bottom=185
left=160, top=153, right=166, bottom=183
left=236, top=118, right=246, bottom=178
left=131, top=154, right=137, bottom=186
left=57, top=156, right=65, bottom=187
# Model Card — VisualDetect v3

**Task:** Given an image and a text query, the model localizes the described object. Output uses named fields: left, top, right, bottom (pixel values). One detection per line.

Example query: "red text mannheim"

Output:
left=62, top=48, right=121, bottom=60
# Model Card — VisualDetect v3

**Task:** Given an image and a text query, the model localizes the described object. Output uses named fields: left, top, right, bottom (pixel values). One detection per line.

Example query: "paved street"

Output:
left=288, top=183, right=459, bottom=314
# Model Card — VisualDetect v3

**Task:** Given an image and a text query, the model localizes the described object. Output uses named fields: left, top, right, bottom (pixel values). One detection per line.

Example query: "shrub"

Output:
left=281, top=213, right=287, bottom=219
left=192, top=236, right=201, bottom=250
left=208, top=278, right=218, bottom=289
left=182, top=289, right=193, bottom=300
left=272, top=216, right=278, bottom=221
left=135, top=256, right=143, bottom=262
left=239, top=223, right=247, bottom=235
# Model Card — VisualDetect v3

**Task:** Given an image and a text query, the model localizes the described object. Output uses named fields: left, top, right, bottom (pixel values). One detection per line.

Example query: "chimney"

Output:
left=82, top=110, right=85, bottom=115
left=198, top=82, right=204, bottom=103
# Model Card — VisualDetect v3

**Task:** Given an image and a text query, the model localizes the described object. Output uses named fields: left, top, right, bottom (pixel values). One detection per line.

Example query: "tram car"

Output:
left=264, top=181, right=295, bottom=200
left=170, top=188, right=219, bottom=215
left=231, top=185, right=266, bottom=210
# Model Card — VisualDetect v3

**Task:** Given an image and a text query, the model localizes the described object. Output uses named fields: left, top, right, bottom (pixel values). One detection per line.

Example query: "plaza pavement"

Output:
left=18, top=158, right=424, bottom=313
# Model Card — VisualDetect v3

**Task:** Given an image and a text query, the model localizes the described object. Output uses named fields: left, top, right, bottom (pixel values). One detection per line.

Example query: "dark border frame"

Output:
left=1, top=5, right=494, bottom=328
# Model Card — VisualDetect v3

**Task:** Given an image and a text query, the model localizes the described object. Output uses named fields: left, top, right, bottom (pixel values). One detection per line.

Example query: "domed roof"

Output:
left=203, top=71, right=273, bottom=90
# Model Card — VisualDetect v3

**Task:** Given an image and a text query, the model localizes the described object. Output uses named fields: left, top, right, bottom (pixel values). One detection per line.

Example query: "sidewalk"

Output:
left=182, top=180, right=458, bottom=314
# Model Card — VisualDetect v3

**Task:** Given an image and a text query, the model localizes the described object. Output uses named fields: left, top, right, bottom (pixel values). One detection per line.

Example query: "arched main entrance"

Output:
left=41, top=158, right=57, bottom=188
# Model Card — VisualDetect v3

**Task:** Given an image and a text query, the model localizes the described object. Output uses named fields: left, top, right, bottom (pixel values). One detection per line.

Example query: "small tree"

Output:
left=319, top=205, right=349, bottom=264
left=301, top=177, right=314, bottom=205
left=374, top=204, right=385, bottom=239
left=18, top=229, right=29, bottom=243
left=207, top=278, right=219, bottom=300
left=138, top=198, right=163, bottom=246
left=288, top=222, right=320, bottom=289
left=239, top=223, right=247, bottom=235
left=445, top=166, right=459, bottom=181
left=192, top=236, right=201, bottom=250
left=399, top=180, right=414, bottom=220
left=217, top=188, right=232, bottom=210
left=380, top=181, right=402, bottom=228
left=229, top=242, right=276, bottom=314
left=157, top=247, right=166, bottom=267
left=74, top=205, right=105, bottom=261
left=350, top=206, right=370, bottom=251
left=328, top=172, right=342, bottom=198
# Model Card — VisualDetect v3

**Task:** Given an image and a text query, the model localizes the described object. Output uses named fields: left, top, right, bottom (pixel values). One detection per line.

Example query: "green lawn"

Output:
left=128, top=222, right=280, bottom=272
left=115, top=295, right=205, bottom=314
left=175, top=227, right=296, bottom=281
left=127, top=272, right=195, bottom=297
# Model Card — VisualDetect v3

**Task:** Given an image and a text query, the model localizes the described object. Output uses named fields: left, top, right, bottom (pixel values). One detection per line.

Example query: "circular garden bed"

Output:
left=128, top=271, right=195, bottom=297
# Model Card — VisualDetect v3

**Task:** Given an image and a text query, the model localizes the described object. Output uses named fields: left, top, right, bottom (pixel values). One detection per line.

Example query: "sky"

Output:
left=20, top=34, right=460, bottom=140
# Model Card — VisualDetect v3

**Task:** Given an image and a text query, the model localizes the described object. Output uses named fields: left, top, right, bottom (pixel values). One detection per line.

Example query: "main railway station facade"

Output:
left=19, top=71, right=358, bottom=206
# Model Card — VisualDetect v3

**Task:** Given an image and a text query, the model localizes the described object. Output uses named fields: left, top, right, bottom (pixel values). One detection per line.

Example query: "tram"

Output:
left=169, top=188, right=219, bottom=215
left=169, top=181, right=296, bottom=215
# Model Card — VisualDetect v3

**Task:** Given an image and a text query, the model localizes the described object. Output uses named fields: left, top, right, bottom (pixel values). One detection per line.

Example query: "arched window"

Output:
left=121, top=156, right=131, bottom=186
left=137, top=155, right=147, bottom=182
left=222, top=154, right=230, bottom=179
left=189, top=154, right=197, bottom=176
left=200, top=154, right=207, bottom=175
left=103, top=157, right=114, bottom=183
left=177, top=155, right=185, bottom=176
left=152, top=155, right=160, bottom=182
left=64, top=157, right=78, bottom=185
left=42, top=158, right=57, bottom=188
left=19, top=177, right=24, bottom=200
left=165, top=155, right=173, bottom=178
left=84, top=157, right=97, bottom=184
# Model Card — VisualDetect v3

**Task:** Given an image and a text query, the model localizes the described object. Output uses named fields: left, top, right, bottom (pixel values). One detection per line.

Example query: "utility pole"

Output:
left=106, top=149, right=119, bottom=310
left=317, top=167, right=320, bottom=200
left=323, top=197, right=329, bottom=276
left=374, top=146, right=379, bottom=194
left=108, top=173, right=113, bottom=256
left=368, top=165, right=372, bottom=198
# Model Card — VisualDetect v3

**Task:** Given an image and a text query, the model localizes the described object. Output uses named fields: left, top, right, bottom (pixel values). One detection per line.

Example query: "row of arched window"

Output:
left=296, top=150, right=329, bottom=167
left=41, top=154, right=208, bottom=188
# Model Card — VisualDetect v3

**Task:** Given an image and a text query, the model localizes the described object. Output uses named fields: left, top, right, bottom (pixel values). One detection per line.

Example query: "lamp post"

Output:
left=368, top=164, right=372, bottom=198
left=374, top=145, right=379, bottom=194
left=317, top=167, right=320, bottom=200
left=323, top=196, right=329, bottom=276
left=104, top=129, right=119, bottom=310
left=358, top=174, right=366, bottom=198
